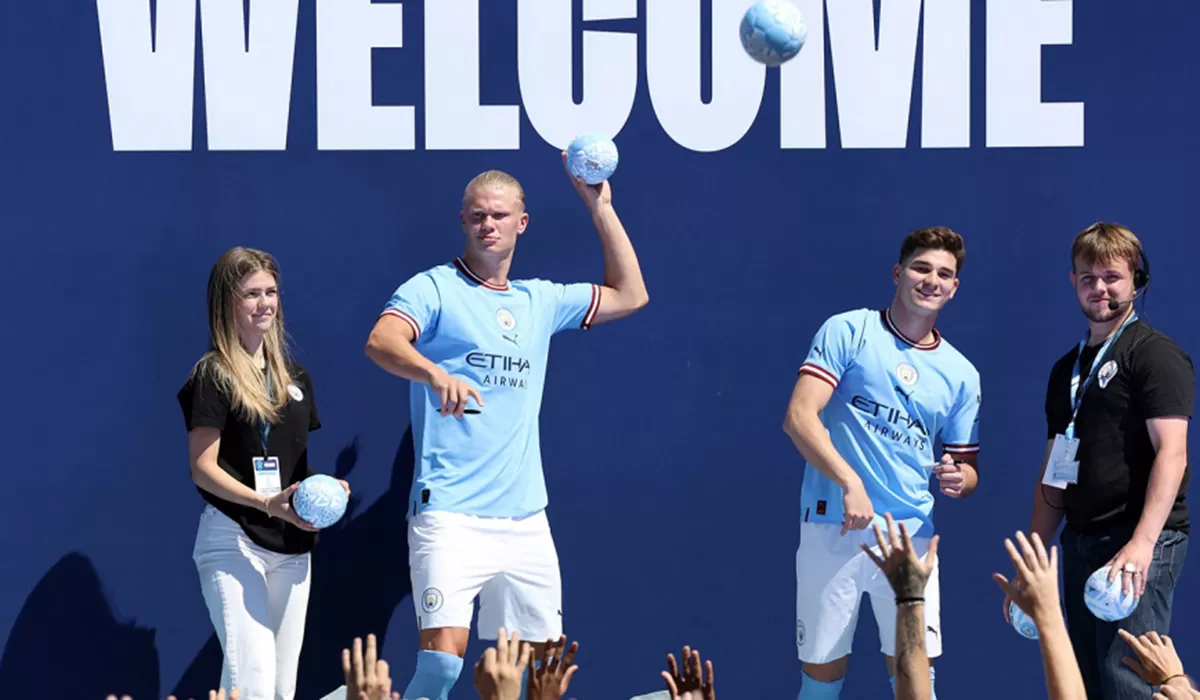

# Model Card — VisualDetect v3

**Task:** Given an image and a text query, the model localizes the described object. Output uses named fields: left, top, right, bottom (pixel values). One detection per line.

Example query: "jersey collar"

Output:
left=453, top=257, right=510, bottom=291
left=881, top=309, right=941, bottom=350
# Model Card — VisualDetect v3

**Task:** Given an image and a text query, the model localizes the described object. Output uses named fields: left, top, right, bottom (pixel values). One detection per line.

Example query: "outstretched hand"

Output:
left=861, top=513, right=938, bottom=598
left=661, top=645, right=715, bottom=700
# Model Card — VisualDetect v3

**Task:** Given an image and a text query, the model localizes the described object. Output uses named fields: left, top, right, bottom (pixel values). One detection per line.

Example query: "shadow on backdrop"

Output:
left=171, top=430, right=416, bottom=699
left=0, top=552, right=160, bottom=699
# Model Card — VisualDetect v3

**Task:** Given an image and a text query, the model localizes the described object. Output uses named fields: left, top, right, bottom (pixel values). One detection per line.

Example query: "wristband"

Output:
left=264, top=497, right=273, bottom=517
left=896, top=597, right=924, bottom=606
left=1160, top=673, right=1188, bottom=687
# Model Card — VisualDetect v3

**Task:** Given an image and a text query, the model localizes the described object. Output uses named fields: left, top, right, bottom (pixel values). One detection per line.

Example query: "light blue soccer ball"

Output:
left=1084, top=565, right=1140, bottom=621
left=566, top=133, right=619, bottom=185
left=1010, top=601, right=1039, bottom=640
left=293, top=474, right=348, bottom=529
left=739, top=0, right=808, bottom=67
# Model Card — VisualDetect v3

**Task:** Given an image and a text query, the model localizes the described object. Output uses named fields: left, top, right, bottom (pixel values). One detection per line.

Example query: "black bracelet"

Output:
left=896, top=596, right=925, bottom=606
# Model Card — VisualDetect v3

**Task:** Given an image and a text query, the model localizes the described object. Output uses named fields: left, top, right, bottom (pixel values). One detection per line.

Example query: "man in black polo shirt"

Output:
left=1022, top=223, right=1193, bottom=699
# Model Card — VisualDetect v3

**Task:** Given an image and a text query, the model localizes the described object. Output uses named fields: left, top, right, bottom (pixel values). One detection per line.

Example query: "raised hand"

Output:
left=474, top=628, right=533, bottom=700
left=526, top=635, right=579, bottom=700
left=661, top=645, right=715, bottom=700
left=992, top=531, right=1062, bottom=624
left=343, top=633, right=393, bottom=700
left=861, top=513, right=937, bottom=598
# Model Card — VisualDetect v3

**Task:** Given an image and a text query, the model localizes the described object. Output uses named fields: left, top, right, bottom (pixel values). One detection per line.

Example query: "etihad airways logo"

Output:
left=96, top=0, right=1084, bottom=152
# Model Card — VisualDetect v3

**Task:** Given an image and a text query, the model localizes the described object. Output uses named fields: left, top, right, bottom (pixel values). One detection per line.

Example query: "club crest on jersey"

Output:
left=496, top=308, right=517, bottom=331
left=796, top=620, right=807, bottom=647
left=287, top=384, right=304, bottom=401
left=1098, top=360, right=1119, bottom=389
left=896, top=363, right=919, bottom=386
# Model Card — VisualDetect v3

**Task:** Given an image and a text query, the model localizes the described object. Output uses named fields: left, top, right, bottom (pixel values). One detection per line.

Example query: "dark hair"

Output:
left=898, top=226, right=966, bottom=274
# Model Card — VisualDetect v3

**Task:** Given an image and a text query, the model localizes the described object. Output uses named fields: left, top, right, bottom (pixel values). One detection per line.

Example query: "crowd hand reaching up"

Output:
left=661, top=645, right=715, bottom=700
left=992, top=531, right=1062, bottom=624
left=527, top=635, right=579, bottom=700
left=1120, top=629, right=1189, bottom=688
left=264, top=483, right=319, bottom=532
left=343, top=633, right=399, bottom=700
left=475, top=628, right=533, bottom=700
left=861, top=513, right=937, bottom=597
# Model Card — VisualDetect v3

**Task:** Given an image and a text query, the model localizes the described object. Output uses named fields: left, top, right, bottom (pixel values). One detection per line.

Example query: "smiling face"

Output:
left=233, top=269, right=278, bottom=345
left=893, top=247, right=960, bottom=316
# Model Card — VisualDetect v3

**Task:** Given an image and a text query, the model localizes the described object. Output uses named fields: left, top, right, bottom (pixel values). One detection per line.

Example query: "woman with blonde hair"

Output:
left=177, top=247, right=348, bottom=700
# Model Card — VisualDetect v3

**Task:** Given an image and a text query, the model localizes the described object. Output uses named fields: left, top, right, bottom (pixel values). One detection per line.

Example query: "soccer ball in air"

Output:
left=1084, top=565, right=1140, bottom=621
left=739, top=0, right=808, bottom=67
left=566, top=133, right=619, bottom=185
left=293, top=474, right=349, bottom=529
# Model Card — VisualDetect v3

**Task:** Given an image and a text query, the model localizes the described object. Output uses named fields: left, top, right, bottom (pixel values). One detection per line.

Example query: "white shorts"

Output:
left=795, top=522, right=942, bottom=663
left=408, top=509, right=562, bottom=642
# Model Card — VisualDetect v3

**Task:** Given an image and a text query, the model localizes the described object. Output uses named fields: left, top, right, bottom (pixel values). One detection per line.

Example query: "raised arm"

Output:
left=562, top=153, right=649, bottom=326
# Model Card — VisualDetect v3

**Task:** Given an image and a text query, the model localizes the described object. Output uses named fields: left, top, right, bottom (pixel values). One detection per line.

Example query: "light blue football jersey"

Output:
left=798, top=308, right=981, bottom=538
left=382, top=258, right=600, bottom=519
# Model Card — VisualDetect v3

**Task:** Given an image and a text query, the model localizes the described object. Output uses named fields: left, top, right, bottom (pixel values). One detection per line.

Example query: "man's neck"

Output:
left=1087, top=306, right=1134, bottom=346
left=462, top=250, right=512, bottom=288
left=888, top=300, right=938, bottom=346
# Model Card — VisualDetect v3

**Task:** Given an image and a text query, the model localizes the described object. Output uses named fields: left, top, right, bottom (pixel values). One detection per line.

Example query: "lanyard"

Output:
left=1066, top=311, right=1137, bottom=439
left=260, top=365, right=273, bottom=456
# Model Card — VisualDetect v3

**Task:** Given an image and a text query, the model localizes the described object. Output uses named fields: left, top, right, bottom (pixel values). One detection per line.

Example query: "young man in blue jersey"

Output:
left=364, top=158, right=649, bottom=700
left=782, top=227, right=982, bottom=700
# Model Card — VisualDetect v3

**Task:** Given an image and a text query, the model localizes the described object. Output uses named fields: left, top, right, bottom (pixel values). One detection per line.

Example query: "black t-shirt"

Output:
left=1045, top=319, right=1194, bottom=534
left=177, top=357, right=322, bottom=554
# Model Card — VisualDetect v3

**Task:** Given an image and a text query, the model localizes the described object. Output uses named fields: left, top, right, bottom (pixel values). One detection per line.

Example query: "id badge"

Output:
left=253, top=456, right=282, bottom=496
left=1042, top=434, right=1080, bottom=489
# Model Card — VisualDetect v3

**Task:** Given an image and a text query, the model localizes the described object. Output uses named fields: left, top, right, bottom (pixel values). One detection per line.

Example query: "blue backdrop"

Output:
left=1, top=1, right=1197, bottom=698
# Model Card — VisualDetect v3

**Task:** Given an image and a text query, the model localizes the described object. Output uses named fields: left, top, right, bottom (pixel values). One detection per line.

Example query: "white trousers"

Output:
left=193, top=505, right=312, bottom=700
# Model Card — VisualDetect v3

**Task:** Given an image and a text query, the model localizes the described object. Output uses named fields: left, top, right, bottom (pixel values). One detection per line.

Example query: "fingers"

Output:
left=561, top=640, right=579, bottom=671
left=1122, top=655, right=1148, bottom=676
left=861, top=542, right=886, bottom=570
left=365, top=634, right=379, bottom=687
left=377, top=660, right=391, bottom=696
left=1030, top=533, right=1050, bottom=570
left=353, top=636, right=365, bottom=691
left=342, top=647, right=352, bottom=681
left=923, top=534, right=940, bottom=571
left=704, top=658, right=715, bottom=689
left=438, top=384, right=450, bottom=416
left=1014, top=532, right=1040, bottom=573
left=1003, top=538, right=1034, bottom=581
left=871, top=522, right=889, bottom=556
left=467, top=385, right=485, bottom=408
left=662, top=670, right=680, bottom=696
left=666, top=652, right=680, bottom=680
left=885, top=513, right=901, bottom=552
left=495, top=627, right=509, bottom=663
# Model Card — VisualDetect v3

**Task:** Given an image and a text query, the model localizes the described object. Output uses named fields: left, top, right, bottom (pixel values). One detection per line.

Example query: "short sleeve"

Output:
left=1045, top=354, right=1072, bottom=440
left=381, top=272, right=441, bottom=341
left=941, top=371, right=981, bottom=457
left=797, top=312, right=862, bottom=389
left=544, top=281, right=601, bottom=334
left=177, top=363, right=229, bottom=432
left=1133, top=337, right=1195, bottom=419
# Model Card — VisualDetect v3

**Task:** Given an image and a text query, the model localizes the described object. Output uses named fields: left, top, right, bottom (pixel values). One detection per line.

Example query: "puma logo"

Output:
left=895, top=385, right=913, bottom=403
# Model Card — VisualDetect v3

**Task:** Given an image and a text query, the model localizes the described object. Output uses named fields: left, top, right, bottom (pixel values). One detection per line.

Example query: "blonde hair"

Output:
left=1071, top=222, right=1143, bottom=275
left=462, top=170, right=525, bottom=211
left=190, top=247, right=295, bottom=425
